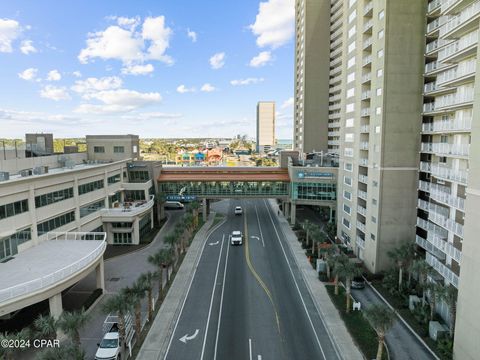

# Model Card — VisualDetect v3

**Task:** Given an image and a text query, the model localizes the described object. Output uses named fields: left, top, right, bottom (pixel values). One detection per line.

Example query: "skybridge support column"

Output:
left=96, top=259, right=105, bottom=291
left=290, top=202, right=297, bottom=225
left=202, top=198, right=207, bottom=222
left=49, top=293, right=64, bottom=339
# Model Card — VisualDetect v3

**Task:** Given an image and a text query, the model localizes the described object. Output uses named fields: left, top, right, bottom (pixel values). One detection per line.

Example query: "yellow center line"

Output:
left=243, top=204, right=281, bottom=334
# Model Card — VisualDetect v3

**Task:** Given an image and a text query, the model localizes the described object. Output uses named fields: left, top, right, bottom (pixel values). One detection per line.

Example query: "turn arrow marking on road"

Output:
left=179, top=329, right=199, bottom=344
left=208, top=240, right=219, bottom=246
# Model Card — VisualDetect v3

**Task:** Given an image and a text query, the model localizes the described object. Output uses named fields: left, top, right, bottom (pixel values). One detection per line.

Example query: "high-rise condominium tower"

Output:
left=256, top=101, right=276, bottom=153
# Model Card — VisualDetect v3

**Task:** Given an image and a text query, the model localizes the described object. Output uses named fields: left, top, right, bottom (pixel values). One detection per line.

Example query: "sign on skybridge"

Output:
left=297, top=171, right=334, bottom=179
left=166, top=195, right=197, bottom=202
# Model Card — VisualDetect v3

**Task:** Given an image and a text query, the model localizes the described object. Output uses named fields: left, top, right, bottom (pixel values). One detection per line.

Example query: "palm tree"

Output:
left=387, top=243, right=415, bottom=291
left=332, top=253, right=349, bottom=295
left=190, top=201, right=200, bottom=227
left=56, top=309, right=89, bottom=348
left=165, top=233, right=178, bottom=267
left=102, top=293, right=134, bottom=359
left=37, top=340, right=85, bottom=360
left=364, top=305, right=396, bottom=360
left=148, top=251, right=165, bottom=301
left=0, top=329, right=31, bottom=360
left=34, top=314, right=57, bottom=340
left=302, top=220, right=311, bottom=247
left=312, top=229, right=327, bottom=256
left=425, top=282, right=446, bottom=321
left=335, top=259, right=363, bottom=313
left=123, top=280, right=148, bottom=343
left=139, top=272, right=155, bottom=322
left=410, top=259, right=433, bottom=304
left=441, top=285, right=458, bottom=338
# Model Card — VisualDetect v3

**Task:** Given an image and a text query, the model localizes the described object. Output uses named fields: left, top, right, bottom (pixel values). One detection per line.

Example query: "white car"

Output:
left=95, top=326, right=120, bottom=360
left=230, top=230, right=243, bottom=245
left=234, top=206, right=243, bottom=215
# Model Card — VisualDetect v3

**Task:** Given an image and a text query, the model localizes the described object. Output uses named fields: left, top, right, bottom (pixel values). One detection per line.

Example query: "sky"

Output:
left=0, top=0, right=295, bottom=140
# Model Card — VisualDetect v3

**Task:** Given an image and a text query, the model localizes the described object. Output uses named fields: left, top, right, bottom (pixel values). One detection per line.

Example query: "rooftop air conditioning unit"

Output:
left=33, top=166, right=49, bottom=175
left=20, top=169, right=33, bottom=177
left=0, top=171, right=10, bottom=181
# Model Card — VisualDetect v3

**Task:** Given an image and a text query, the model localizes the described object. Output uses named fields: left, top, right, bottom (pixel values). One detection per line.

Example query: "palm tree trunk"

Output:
left=74, top=331, right=81, bottom=348
left=430, top=297, right=436, bottom=321
left=135, top=303, right=141, bottom=342
left=376, top=334, right=385, bottom=360
left=398, top=267, right=403, bottom=291
left=158, top=268, right=164, bottom=300
left=311, top=241, right=315, bottom=255
left=148, top=287, right=153, bottom=322
left=346, top=279, right=351, bottom=314
left=334, top=274, right=339, bottom=295
left=327, top=261, right=331, bottom=280
left=118, top=313, right=126, bottom=359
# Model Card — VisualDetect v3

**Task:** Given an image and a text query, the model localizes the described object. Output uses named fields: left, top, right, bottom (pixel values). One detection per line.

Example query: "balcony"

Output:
left=357, top=205, right=367, bottom=216
left=363, top=36, right=373, bottom=50
left=360, top=141, right=369, bottom=150
left=426, top=253, right=459, bottom=288
left=331, top=37, right=342, bottom=50
left=416, top=235, right=447, bottom=261
left=328, top=103, right=341, bottom=111
left=357, top=221, right=366, bottom=232
left=425, top=60, right=452, bottom=74
left=420, top=161, right=469, bottom=185
left=421, top=142, right=470, bottom=156
left=363, top=55, right=372, bottom=66
left=328, top=130, right=340, bottom=137
left=360, top=125, right=370, bottom=133
left=330, top=56, right=342, bottom=67
left=438, top=29, right=478, bottom=62
left=428, top=0, right=443, bottom=14
left=435, top=89, right=475, bottom=109
left=418, top=231, right=461, bottom=264
left=417, top=217, right=449, bottom=239
left=364, top=1, right=373, bottom=16
left=436, top=59, right=476, bottom=85
left=427, top=16, right=447, bottom=34
left=356, top=236, right=365, bottom=249
left=328, top=140, right=340, bottom=146
left=361, top=90, right=371, bottom=100
left=359, top=158, right=368, bottom=166
left=361, top=108, right=371, bottom=117
left=362, top=73, right=372, bottom=83
left=102, top=195, right=155, bottom=221
left=330, top=84, right=342, bottom=94
left=329, top=112, right=341, bottom=120
left=426, top=39, right=452, bottom=54
left=424, top=82, right=438, bottom=93
left=423, top=102, right=436, bottom=113
left=421, top=117, right=472, bottom=133
left=440, top=0, right=480, bottom=38
left=358, top=174, right=368, bottom=184
left=429, top=209, right=464, bottom=237
left=358, top=190, right=368, bottom=200
left=363, top=19, right=373, bottom=33
left=430, top=184, right=466, bottom=210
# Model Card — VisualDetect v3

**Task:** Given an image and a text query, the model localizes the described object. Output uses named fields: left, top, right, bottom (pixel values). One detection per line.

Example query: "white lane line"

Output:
left=213, top=229, right=231, bottom=360
left=262, top=200, right=328, bottom=360
left=164, top=216, right=228, bottom=359
left=254, top=204, right=265, bottom=247
left=249, top=338, right=253, bottom=360
left=258, top=355, right=262, bottom=360
left=200, top=234, right=226, bottom=360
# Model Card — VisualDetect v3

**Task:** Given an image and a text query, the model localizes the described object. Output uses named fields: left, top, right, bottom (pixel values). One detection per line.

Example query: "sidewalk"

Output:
left=137, top=212, right=223, bottom=360
left=268, top=200, right=363, bottom=360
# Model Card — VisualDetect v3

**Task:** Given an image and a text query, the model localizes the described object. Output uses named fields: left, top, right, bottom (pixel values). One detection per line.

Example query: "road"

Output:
left=165, top=199, right=340, bottom=360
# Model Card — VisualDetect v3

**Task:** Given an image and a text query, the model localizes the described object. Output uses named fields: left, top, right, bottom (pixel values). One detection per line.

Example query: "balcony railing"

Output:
left=426, top=39, right=452, bottom=53
left=357, top=221, right=366, bottom=232
left=440, top=0, right=480, bottom=36
left=363, top=20, right=373, bottom=32
left=437, top=59, right=476, bottom=85
left=424, top=82, right=438, bottom=93
left=360, top=125, right=370, bottom=133
left=102, top=195, right=155, bottom=217
left=416, top=235, right=447, bottom=260
left=438, top=30, right=478, bottom=61
left=364, top=1, right=373, bottom=15
left=417, top=217, right=449, bottom=239
left=423, top=102, right=436, bottom=112
left=356, top=236, right=365, bottom=249
left=363, top=37, right=373, bottom=49
left=428, top=0, right=443, bottom=13
left=421, top=117, right=472, bottom=132
left=361, top=108, right=371, bottom=116
left=362, top=73, right=372, bottom=83
left=361, top=90, right=371, bottom=100
left=420, top=161, right=469, bottom=185
left=360, top=141, right=369, bottom=150
left=435, top=89, right=475, bottom=108
left=359, top=158, right=368, bottom=166
left=421, top=142, right=470, bottom=156
left=426, top=253, right=459, bottom=288
left=358, top=174, right=369, bottom=184
left=358, top=190, right=368, bottom=200
left=357, top=205, right=367, bottom=216
left=429, top=210, right=464, bottom=237
left=430, top=185, right=466, bottom=211
left=363, top=55, right=372, bottom=66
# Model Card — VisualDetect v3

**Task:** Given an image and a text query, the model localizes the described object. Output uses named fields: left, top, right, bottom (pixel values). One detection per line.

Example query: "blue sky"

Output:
left=0, top=0, right=294, bottom=139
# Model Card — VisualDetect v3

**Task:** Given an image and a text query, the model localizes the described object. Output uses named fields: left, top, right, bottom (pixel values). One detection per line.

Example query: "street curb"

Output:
left=267, top=200, right=363, bottom=360
left=137, top=212, right=226, bottom=360
left=365, top=279, right=441, bottom=360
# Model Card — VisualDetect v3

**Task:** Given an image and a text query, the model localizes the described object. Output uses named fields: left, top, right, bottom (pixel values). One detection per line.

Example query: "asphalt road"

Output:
left=165, top=199, right=340, bottom=360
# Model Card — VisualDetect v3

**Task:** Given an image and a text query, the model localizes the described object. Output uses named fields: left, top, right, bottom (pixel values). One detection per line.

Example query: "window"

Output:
left=0, top=199, right=29, bottom=220
left=347, top=57, right=356, bottom=68
left=375, top=125, right=381, bottom=133
left=371, top=216, right=377, bottom=223
left=377, top=49, right=384, bottom=58
left=345, top=133, right=354, bottom=142
left=376, top=88, right=382, bottom=96
left=377, top=69, right=383, bottom=77
left=348, top=9, right=357, bottom=24
left=343, top=190, right=352, bottom=201
left=346, top=118, right=354, bottom=127
left=346, top=103, right=355, bottom=113
left=108, top=174, right=121, bottom=184
left=80, top=199, right=105, bottom=218
left=37, top=211, right=75, bottom=235
left=371, top=233, right=376, bottom=241
left=128, top=170, right=150, bottom=182
left=344, top=163, right=353, bottom=171
left=139, top=213, right=152, bottom=237
left=378, top=10, right=385, bottom=20
left=78, top=179, right=104, bottom=195
left=373, top=180, right=378, bottom=187
left=344, top=148, right=354, bottom=157
left=347, top=88, right=355, bottom=98
left=348, top=42, right=356, bottom=54
left=112, top=222, right=133, bottom=228
left=125, top=190, right=146, bottom=201
left=0, top=228, right=31, bottom=261
left=439, top=156, right=447, bottom=163
left=344, top=176, right=352, bottom=186
left=113, top=232, right=133, bottom=244
left=114, top=146, right=125, bottom=153
left=35, top=188, right=74, bottom=208
left=348, top=26, right=356, bottom=39
left=94, top=146, right=105, bottom=153
left=372, top=198, right=377, bottom=205
left=378, top=29, right=384, bottom=39
left=376, top=107, right=382, bottom=115
left=343, top=217, right=351, bottom=229
left=347, top=72, right=355, bottom=83
left=344, top=204, right=351, bottom=215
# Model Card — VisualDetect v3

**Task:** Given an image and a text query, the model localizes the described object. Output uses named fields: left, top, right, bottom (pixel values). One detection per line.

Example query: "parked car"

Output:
left=230, top=230, right=243, bottom=245
left=351, top=276, right=366, bottom=289
left=234, top=206, right=243, bottom=215
left=95, top=323, right=121, bottom=360
left=164, top=201, right=184, bottom=210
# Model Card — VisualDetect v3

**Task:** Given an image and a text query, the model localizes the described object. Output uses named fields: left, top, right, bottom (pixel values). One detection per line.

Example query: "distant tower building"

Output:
left=256, top=101, right=275, bottom=153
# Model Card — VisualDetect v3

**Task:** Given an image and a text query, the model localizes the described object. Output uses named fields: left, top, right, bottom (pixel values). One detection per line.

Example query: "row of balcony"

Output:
left=419, top=180, right=466, bottom=211
left=428, top=210, right=464, bottom=238
left=416, top=234, right=461, bottom=264
left=428, top=0, right=443, bottom=13
left=437, top=59, right=476, bottom=85
left=426, top=38, right=452, bottom=53
left=420, top=161, right=469, bottom=185
left=421, top=117, right=472, bottom=133
left=423, top=92, right=474, bottom=112
left=438, top=29, right=478, bottom=62
left=363, top=20, right=373, bottom=33
left=440, top=0, right=480, bottom=37
left=420, top=142, right=470, bottom=156
left=426, top=252, right=459, bottom=288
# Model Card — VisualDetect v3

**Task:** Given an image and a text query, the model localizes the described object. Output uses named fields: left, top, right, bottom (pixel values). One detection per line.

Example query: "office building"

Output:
left=86, top=134, right=141, bottom=162
left=256, top=101, right=276, bottom=153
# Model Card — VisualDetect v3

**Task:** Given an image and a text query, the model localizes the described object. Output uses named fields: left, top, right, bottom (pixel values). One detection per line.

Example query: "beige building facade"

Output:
left=256, top=101, right=276, bottom=153
left=86, top=134, right=140, bottom=162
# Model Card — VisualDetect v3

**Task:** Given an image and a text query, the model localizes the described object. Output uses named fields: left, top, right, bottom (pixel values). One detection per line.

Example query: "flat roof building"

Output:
left=256, top=101, right=276, bottom=153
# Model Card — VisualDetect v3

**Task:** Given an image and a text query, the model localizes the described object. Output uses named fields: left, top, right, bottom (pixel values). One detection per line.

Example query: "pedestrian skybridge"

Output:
left=157, top=167, right=290, bottom=199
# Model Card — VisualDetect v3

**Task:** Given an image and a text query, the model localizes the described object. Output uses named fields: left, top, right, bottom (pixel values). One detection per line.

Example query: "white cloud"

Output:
left=18, top=67, right=38, bottom=81
left=20, top=40, right=37, bottom=54
left=230, top=77, right=264, bottom=86
left=142, top=16, right=173, bottom=65
left=71, top=76, right=123, bottom=94
left=39, top=85, right=71, bottom=101
left=122, top=63, right=154, bottom=75
left=281, top=97, right=294, bottom=109
left=72, top=71, right=82, bottom=78
left=250, top=0, right=295, bottom=49
left=47, top=70, right=61, bottom=81
left=201, top=83, right=216, bottom=92
left=116, top=16, right=140, bottom=30
left=209, top=52, right=225, bottom=69
left=176, top=85, right=196, bottom=94
left=249, top=51, right=272, bottom=67
left=187, top=29, right=197, bottom=42
left=0, top=18, right=21, bottom=53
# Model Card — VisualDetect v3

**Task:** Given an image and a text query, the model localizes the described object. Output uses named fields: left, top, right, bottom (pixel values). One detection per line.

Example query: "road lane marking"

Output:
left=254, top=204, right=266, bottom=247
left=213, top=228, right=231, bottom=360
left=208, top=240, right=220, bottom=246
left=163, top=213, right=228, bottom=360
left=262, top=199, right=329, bottom=360
left=200, top=234, right=226, bottom=360
left=179, top=329, right=199, bottom=343
left=249, top=338, right=253, bottom=360
left=244, top=205, right=281, bottom=334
